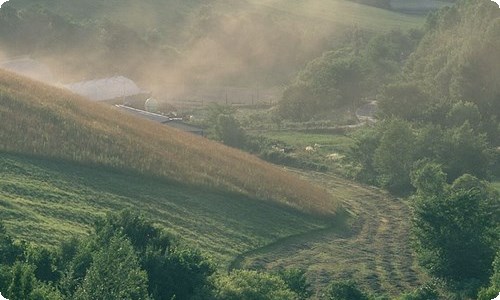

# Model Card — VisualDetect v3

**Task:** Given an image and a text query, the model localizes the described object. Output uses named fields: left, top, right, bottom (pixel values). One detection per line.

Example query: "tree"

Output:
left=94, top=209, right=214, bottom=300
left=73, top=235, right=150, bottom=300
left=411, top=170, right=499, bottom=290
left=206, top=104, right=247, bottom=148
left=214, top=270, right=299, bottom=300
left=440, top=122, right=492, bottom=180
left=0, top=222, right=23, bottom=266
left=477, top=251, right=500, bottom=300
left=275, top=269, right=312, bottom=300
left=7, top=262, right=35, bottom=300
left=324, top=280, right=370, bottom=300
left=378, top=82, right=430, bottom=122
left=144, top=246, right=214, bottom=300
left=373, top=119, right=416, bottom=194
left=214, top=114, right=246, bottom=148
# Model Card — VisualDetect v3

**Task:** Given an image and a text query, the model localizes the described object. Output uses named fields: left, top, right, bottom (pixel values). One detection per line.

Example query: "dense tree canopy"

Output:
left=411, top=166, right=499, bottom=290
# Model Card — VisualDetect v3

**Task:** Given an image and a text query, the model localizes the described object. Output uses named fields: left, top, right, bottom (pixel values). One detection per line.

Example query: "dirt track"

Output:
left=231, top=170, right=424, bottom=297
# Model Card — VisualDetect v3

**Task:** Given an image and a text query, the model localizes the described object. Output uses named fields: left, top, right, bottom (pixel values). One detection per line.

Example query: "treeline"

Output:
left=276, top=0, right=500, bottom=297
left=277, top=27, right=423, bottom=121
left=278, top=0, right=500, bottom=192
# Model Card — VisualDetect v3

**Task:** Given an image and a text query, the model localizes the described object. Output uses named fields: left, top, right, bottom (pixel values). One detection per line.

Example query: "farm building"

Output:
left=115, top=105, right=204, bottom=136
left=65, top=76, right=150, bottom=105
left=0, top=56, right=55, bottom=83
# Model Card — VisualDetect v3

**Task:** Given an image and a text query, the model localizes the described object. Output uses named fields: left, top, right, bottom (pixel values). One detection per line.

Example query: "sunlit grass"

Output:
left=246, top=0, right=424, bottom=31
left=0, top=152, right=331, bottom=266
left=0, top=70, right=337, bottom=215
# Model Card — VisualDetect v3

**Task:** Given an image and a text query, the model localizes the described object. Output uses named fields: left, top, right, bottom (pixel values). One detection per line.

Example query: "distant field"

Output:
left=0, top=152, right=331, bottom=267
left=260, top=131, right=355, bottom=155
left=390, top=0, right=452, bottom=14
left=246, top=0, right=424, bottom=31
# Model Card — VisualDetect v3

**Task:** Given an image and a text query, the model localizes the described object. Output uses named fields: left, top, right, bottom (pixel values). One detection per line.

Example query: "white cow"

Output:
left=0, top=292, right=8, bottom=300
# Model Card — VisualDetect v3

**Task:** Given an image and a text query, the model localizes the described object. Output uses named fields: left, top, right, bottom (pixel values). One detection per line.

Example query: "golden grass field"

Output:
left=0, top=69, right=337, bottom=215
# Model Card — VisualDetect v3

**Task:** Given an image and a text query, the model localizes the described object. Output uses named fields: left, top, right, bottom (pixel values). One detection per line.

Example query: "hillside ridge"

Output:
left=0, top=69, right=336, bottom=215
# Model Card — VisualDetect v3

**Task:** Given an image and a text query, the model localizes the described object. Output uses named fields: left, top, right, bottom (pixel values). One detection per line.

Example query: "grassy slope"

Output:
left=0, top=152, right=330, bottom=267
left=235, top=170, right=425, bottom=297
left=0, top=69, right=335, bottom=214
left=0, top=72, right=423, bottom=294
left=245, top=0, right=423, bottom=31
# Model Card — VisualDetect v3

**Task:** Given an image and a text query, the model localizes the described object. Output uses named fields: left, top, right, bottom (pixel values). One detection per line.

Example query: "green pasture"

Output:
left=260, top=131, right=355, bottom=154
left=0, top=152, right=331, bottom=268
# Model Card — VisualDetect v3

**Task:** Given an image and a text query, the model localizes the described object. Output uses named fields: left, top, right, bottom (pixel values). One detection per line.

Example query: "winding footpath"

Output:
left=231, top=170, right=424, bottom=297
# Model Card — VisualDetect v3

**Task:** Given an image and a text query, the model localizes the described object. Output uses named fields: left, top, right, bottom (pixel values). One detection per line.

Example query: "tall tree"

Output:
left=74, top=235, right=150, bottom=300
left=411, top=167, right=499, bottom=291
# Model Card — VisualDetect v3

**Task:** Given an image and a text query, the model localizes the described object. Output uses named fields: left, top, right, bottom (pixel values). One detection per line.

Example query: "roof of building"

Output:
left=65, top=76, right=147, bottom=101
left=115, top=105, right=204, bottom=134
left=115, top=105, right=171, bottom=123
left=0, top=56, right=55, bottom=83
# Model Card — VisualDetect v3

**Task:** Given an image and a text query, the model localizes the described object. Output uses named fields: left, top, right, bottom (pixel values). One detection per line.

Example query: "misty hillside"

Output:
left=0, top=69, right=336, bottom=215
left=0, top=0, right=424, bottom=90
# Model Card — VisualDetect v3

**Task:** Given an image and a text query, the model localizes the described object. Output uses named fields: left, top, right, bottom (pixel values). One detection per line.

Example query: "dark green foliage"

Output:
left=94, top=209, right=171, bottom=253
left=349, top=126, right=382, bottom=184
left=377, top=83, right=430, bottom=121
left=214, top=114, right=247, bottom=148
left=278, top=50, right=366, bottom=121
left=7, top=262, right=35, bottom=300
left=0, top=223, right=23, bottom=266
left=373, top=119, right=416, bottom=194
left=411, top=168, right=499, bottom=289
left=25, top=246, right=59, bottom=283
left=324, top=280, right=370, bottom=300
left=275, top=269, right=312, bottom=300
left=214, top=269, right=299, bottom=300
left=30, top=283, right=64, bottom=300
left=206, top=104, right=247, bottom=148
left=144, top=247, right=215, bottom=300
left=477, top=251, right=500, bottom=300
left=73, top=234, right=150, bottom=300
left=91, top=210, right=214, bottom=300
left=277, top=28, right=422, bottom=121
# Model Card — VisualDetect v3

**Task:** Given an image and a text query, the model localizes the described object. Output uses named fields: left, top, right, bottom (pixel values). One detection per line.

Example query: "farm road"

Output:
left=231, top=170, right=424, bottom=297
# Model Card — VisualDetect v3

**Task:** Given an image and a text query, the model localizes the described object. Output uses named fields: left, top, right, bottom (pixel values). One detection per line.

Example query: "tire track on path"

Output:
left=230, top=170, right=424, bottom=297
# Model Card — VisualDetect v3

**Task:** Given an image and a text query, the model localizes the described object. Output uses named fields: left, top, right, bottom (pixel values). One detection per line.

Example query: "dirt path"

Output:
left=231, top=170, right=424, bottom=297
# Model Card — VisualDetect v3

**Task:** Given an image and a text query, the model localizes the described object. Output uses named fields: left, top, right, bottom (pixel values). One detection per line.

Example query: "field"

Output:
left=245, top=0, right=424, bottom=31
left=235, top=170, right=426, bottom=297
left=0, top=70, right=426, bottom=296
left=259, top=131, right=355, bottom=155
left=0, top=152, right=424, bottom=297
left=0, top=152, right=333, bottom=267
